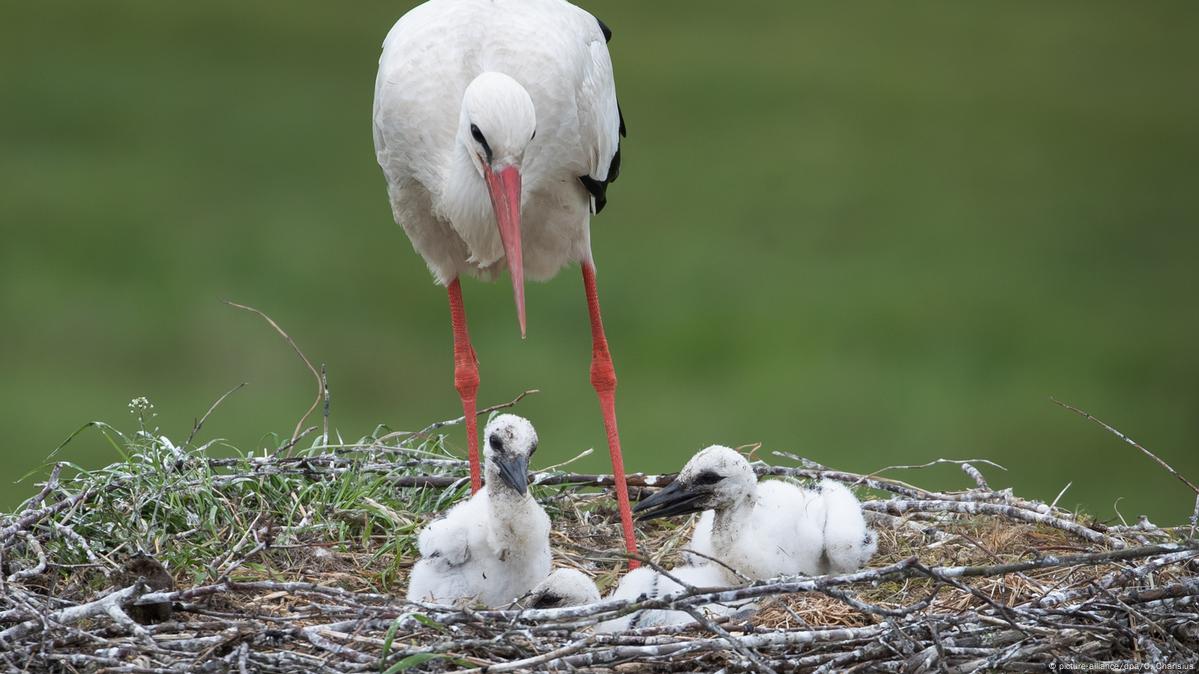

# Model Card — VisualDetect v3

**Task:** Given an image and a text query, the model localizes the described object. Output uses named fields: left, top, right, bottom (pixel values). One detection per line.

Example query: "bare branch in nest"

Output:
left=1053, top=396, right=1199, bottom=496
left=1, top=482, right=105, bottom=550
left=868, top=457, right=1008, bottom=481
left=862, top=498, right=1127, bottom=548
left=0, top=580, right=147, bottom=643
left=960, top=462, right=990, bottom=490
left=1191, top=494, right=1199, bottom=540
left=321, top=362, right=331, bottom=444
left=419, top=389, right=540, bottom=439
left=224, top=300, right=322, bottom=449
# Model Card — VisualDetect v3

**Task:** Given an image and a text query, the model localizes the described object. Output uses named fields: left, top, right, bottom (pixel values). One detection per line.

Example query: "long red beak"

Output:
left=483, top=164, right=525, bottom=338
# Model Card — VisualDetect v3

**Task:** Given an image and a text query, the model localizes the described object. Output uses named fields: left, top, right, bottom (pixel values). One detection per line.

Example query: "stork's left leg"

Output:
left=447, top=278, right=482, bottom=494
left=582, top=262, right=639, bottom=567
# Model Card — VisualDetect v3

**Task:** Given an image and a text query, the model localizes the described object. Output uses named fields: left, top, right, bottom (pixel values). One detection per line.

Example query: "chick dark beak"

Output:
left=633, top=480, right=709, bottom=521
left=496, top=454, right=530, bottom=496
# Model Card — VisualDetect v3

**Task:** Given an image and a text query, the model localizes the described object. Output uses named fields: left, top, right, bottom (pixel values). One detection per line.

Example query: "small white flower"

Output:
left=128, top=396, right=154, bottom=414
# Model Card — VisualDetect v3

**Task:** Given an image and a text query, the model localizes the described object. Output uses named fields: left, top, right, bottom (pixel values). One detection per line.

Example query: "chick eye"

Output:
left=470, top=124, right=486, bottom=144
left=529, top=442, right=538, bottom=457
left=531, top=129, right=537, bottom=141
left=489, top=434, right=504, bottom=452
left=695, top=471, right=723, bottom=486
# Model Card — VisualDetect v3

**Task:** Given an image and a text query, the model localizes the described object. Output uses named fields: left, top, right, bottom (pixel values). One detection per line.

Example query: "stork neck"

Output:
left=711, top=489, right=757, bottom=548
left=444, top=143, right=491, bottom=222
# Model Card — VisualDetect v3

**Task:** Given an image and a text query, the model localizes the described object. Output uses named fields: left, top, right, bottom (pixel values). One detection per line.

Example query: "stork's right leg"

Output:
left=448, top=278, right=482, bottom=493
left=581, top=262, right=640, bottom=567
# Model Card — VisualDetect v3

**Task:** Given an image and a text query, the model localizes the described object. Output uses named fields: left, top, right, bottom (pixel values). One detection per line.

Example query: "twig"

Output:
left=959, top=463, right=989, bottom=490
left=409, top=389, right=541, bottom=440
left=1052, top=397, right=1199, bottom=495
left=862, top=499, right=1125, bottom=548
left=320, top=363, right=330, bottom=445
left=869, top=458, right=1008, bottom=481
left=682, top=605, right=778, bottom=674
left=1, top=484, right=101, bottom=549
left=1190, top=494, right=1199, bottom=540
left=1050, top=482, right=1072, bottom=510
left=0, top=581, right=146, bottom=642
left=534, top=448, right=595, bottom=475
left=184, top=382, right=247, bottom=450
left=224, top=300, right=322, bottom=449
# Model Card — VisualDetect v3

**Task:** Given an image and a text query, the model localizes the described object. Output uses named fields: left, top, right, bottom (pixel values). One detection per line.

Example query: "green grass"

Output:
left=10, top=401, right=620, bottom=594
left=1, top=1, right=1197, bottom=521
left=19, top=407, right=460, bottom=591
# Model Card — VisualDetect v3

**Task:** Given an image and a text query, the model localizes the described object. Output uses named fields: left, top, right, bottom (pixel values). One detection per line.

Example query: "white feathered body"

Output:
left=374, top=0, right=620, bottom=285
left=684, top=480, right=877, bottom=579
left=406, top=485, right=552, bottom=607
left=530, top=568, right=601, bottom=607
left=597, top=565, right=739, bottom=633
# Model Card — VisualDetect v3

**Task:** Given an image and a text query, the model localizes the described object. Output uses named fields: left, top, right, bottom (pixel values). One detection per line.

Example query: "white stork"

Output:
left=373, top=0, right=637, bottom=562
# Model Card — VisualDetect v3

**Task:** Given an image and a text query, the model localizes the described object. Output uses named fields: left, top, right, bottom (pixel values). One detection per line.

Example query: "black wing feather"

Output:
left=581, top=16, right=625, bottom=214
left=596, top=17, right=612, bottom=42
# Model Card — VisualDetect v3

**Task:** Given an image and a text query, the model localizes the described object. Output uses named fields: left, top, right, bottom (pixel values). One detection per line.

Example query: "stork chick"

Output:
left=406, top=415, right=551, bottom=607
left=528, top=568, right=601, bottom=608
left=636, top=446, right=877, bottom=581
left=596, top=564, right=739, bottom=633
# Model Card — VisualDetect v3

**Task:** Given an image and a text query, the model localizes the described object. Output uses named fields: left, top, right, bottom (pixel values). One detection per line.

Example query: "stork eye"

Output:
left=470, top=124, right=486, bottom=144
left=489, top=434, right=504, bottom=452
left=695, top=471, right=723, bottom=486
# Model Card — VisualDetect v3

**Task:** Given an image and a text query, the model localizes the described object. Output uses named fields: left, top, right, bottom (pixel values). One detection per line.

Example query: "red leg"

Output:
left=448, top=279, right=482, bottom=493
left=582, top=262, right=639, bottom=567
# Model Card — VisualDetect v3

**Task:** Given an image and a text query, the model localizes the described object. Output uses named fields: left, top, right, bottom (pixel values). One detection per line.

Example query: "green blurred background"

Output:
left=2, top=2, right=1196, bottom=520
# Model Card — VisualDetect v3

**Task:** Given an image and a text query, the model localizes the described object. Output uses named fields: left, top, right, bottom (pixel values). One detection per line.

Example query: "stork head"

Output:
left=461, top=72, right=537, bottom=338
left=482, top=414, right=538, bottom=496
left=529, top=568, right=601, bottom=608
left=634, top=445, right=757, bottom=521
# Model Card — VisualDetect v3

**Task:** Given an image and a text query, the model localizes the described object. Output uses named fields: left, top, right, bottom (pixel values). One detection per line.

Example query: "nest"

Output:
left=1, top=404, right=1197, bottom=673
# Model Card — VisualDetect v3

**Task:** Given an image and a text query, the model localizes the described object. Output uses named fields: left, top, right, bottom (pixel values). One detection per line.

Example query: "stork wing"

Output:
left=418, top=514, right=471, bottom=568
left=576, top=15, right=625, bottom=215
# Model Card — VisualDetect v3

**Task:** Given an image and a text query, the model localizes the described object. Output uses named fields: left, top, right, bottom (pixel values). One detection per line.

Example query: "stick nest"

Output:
left=1, top=408, right=1197, bottom=673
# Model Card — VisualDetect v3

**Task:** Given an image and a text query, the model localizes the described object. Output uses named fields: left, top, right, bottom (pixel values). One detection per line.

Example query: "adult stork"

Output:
left=372, top=0, right=637, bottom=560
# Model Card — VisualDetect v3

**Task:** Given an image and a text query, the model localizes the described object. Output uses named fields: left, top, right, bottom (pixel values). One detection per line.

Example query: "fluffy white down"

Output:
left=405, top=416, right=551, bottom=607
left=596, top=565, right=740, bottom=633
left=529, top=568, right=601, bottom=608
left=677, top=448, right=877, bottom=580
left=405, top=485, right=551, bottom=606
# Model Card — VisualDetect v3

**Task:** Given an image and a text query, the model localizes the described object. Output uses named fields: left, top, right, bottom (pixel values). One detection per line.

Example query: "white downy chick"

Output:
left=406, top=415, right=551, bottom=607
left=640, top=446, right=876, bottom=581
left=528, top=568, right=601, bottom=608
left=818, top=478, right=879, bottom=573
left=596, top=564, right=738, bottom=633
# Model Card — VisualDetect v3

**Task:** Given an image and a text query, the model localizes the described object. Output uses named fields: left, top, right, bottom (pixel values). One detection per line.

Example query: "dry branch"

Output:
left=225, top=300, right=323, bottom=446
